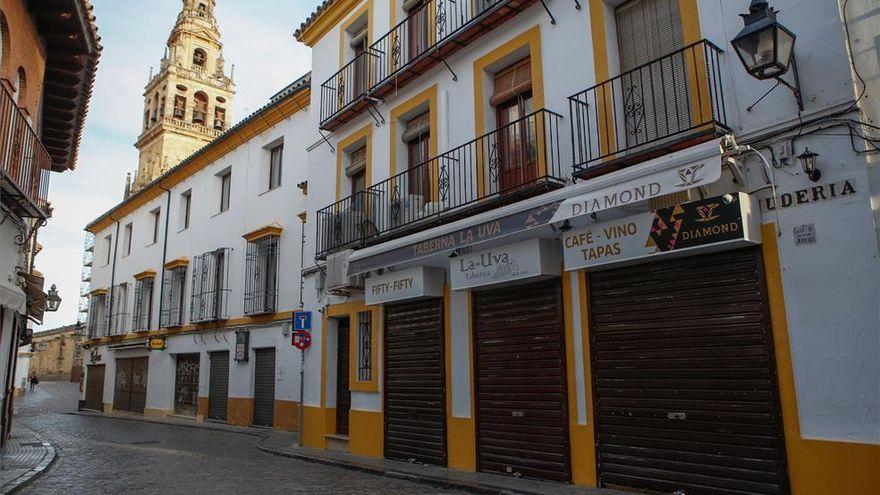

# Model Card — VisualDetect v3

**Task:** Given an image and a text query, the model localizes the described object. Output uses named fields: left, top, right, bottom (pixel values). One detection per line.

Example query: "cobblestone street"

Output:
left=13, top=382, right=469, bottom=494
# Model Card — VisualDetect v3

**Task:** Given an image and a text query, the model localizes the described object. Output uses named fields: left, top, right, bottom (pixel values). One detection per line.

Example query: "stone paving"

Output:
left=0, top=417, right=55, bottom=494
left=14, top=382, right=470, bottom=494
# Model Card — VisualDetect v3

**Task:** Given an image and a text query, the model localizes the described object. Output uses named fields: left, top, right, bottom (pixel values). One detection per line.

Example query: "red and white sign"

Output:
left=292, top=330, right=312, bottom=350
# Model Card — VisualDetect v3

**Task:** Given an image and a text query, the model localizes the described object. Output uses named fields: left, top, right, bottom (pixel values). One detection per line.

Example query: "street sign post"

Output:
left=292, top=330, right=312, bottom=350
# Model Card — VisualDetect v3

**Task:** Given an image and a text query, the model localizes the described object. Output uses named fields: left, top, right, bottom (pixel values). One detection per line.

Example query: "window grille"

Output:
left=190, top=248, right=232, bottom=323
left=132, top=277, right=154, bottom=332
left=161, top=266, right=187, bottom=327
left=87, top=294, right=107, bottom=338
left=357, top=311, right=372, bottom=381
left=244, top=236, right=279, bottom=315
left=108, top=283, right=129, bottom=336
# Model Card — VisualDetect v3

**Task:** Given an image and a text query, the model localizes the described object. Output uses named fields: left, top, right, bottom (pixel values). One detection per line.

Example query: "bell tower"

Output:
left=131, top=0, right=235, bottom=193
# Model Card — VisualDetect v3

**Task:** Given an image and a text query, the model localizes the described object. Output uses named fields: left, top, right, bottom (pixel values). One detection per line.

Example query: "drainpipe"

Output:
left=156, top=186, right=172, bottom=329
left=106, top=218, right=121, bottom=335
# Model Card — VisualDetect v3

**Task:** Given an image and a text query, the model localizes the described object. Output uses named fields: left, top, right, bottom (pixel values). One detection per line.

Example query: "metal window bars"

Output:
left=132, top=277, right=155, bottom=332
left=357, top=311, right=372, bottom=382
left=87, top=294, right=107, bottom=338
left=316, top=108, right=565, bottom=257
left=160, top=266, right=188, bottom=327
left=0, top=82, right=52, bottom=218
left=190, top=248, right=232, bottom=323
left=568, top=40, right=729, bottom=174
left=108, top=283, right=129, bottom=336
left=244, top=236, right=279, bottom=315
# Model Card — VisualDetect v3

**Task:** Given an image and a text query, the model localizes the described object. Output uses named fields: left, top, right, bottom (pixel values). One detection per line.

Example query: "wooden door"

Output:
left=496, top=92, right=537, bottom=191
left=336, top=318, right=351, bottom=435
left=84, top=364, right=105, bottom=411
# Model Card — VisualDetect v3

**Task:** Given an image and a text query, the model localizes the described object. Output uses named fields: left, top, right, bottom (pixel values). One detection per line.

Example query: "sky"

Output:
left=35, top=0, right=315, bottom=331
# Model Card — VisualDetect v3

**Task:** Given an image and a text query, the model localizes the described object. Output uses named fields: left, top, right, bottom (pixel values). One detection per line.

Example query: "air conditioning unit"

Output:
left=326, top=250, right=364, bottom=294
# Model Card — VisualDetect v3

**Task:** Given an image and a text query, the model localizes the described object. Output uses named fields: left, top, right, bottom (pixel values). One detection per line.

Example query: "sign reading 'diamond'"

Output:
left=365, top=266, right=445, bottom=305
left=450, top=238, right=561, bottom=291
left=563, top=192, right=761, bottom=271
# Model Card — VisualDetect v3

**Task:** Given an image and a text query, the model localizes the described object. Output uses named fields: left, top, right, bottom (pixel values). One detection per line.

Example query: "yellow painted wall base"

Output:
left=226, top=398, right=254, bottom=426
left=274, top=400, right=300, bottom=432
left=349, top=409, right=383, bottom=458
left=102, top=403, right=113, bottom=413
left=144, top=408, right=172, bottom=418
left=569, top=424, right=598, bottom=486
left=197, top=396, right=209, bottom=421
left=447, top=416, right=476, bottom=471
left=301, top=405, right=327, bottom=448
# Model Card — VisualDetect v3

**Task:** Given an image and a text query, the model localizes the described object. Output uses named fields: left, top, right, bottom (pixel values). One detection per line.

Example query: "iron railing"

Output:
left=108, top=283, right=129, bottom=336
left=160, top=266, right=188, bottom=328
left=317, top=108, right=565, bottom=257
left=244, top=236, right=279, bottom=315
left=190, top=248, right=232, bottom=323
left=568, top=40, right=728, bottom=173
left=132, top=277, right=154, bottom=332
left=319, top=0, right=532, bottom=128
left=0, top=83, right=51, bottom=217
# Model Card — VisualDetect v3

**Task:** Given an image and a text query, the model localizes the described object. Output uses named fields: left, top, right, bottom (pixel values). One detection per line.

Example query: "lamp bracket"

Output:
left=746, top=51, right=804, bottom=112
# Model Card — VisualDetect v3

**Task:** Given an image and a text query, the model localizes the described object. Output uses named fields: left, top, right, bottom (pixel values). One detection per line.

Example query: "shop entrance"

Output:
left=113, top=357, right=148, bottom=414
left=174, top=353, right=200, bottom=416
left=588, top=247, right=790, bottom=495
left=472, top=279, right=571, bottom=482
left=84, top=364, right=105, bottom=411
left=336, top=318, right=351, bottom=435
left=384, top=299, right=446, bottom=466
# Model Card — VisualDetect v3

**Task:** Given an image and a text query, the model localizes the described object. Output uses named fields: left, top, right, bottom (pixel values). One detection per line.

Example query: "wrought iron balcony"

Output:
left=317, top=108, right=565, bottom=258
left=319, top=0, right=542, bottom=131
left=568, top=40, right=729, bottom=178
left=0, top=84, right=52, bottom=219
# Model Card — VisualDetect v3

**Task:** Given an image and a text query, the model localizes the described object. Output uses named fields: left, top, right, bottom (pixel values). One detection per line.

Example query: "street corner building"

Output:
left=82, top=0, right=878, bottom=494
left=0, top=0, right=100, bottom=448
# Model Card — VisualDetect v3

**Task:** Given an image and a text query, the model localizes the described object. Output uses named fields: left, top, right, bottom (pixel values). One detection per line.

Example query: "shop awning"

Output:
left=347, top=138, right=723, bottom=276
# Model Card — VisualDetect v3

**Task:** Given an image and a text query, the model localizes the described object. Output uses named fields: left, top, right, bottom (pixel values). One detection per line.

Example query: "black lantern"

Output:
left=45, top=284, right=61, bottom=312
left=732, top=0, right=802, bottom=110
left=797, top=148, right=821, bottom=182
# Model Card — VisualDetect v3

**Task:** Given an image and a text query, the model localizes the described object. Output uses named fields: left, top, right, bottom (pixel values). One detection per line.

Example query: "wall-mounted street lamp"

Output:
left=797, top=148, right=821, bottom=182
left=732, top=0, right=803, bottom=111
left=45, top=284, right=61, bottom=312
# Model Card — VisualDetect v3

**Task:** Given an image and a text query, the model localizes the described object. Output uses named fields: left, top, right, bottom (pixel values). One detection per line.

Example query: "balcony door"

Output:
left=616, top=0, right=689, bottom=151
left=492, top=57, right=536, bottom=192
left=406, top=0, right=430, bottom=63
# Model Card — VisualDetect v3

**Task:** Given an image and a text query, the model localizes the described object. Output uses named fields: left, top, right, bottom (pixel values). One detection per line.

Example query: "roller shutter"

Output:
left=589, top=247, right=790, bottom=495
left=336, top=321, right=351, bottom=435
left=384, top=299, right=446, bottom=466
left=84, top=364, right=105, bottom=411
left=253, top=348, right=276, bottom=427
left=174, top=354, right=200, bottom=416
left=208, top=351, right=229, bottom=421
left=473, top=279, right=571, bottom=483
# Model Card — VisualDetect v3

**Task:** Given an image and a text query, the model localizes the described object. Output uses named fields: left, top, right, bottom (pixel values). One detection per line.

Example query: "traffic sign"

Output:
left=292, top=330, right=312, bottom=351
left=293, top=311, right=312, bottom=331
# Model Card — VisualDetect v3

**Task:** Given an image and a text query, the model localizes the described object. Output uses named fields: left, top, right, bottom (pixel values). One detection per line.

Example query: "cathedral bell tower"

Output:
left=130, top=0, right=235, bottom=193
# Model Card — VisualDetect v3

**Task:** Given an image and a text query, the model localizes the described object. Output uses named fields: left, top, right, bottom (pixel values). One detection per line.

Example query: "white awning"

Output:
left=0, top=284, right=26, bottom=313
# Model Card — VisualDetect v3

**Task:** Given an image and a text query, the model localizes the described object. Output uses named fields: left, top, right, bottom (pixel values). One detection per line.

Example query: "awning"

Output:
left=347, top=138, right=723, bottom=276
left=0, top=284, right=26, bottom=313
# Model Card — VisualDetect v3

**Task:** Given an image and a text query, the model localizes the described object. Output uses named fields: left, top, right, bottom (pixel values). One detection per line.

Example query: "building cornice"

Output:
left=163, top=258, right=190, bottom=270
left=294, top=0, right=362, bottom=47
left=243, top=224, right=284, bottom=242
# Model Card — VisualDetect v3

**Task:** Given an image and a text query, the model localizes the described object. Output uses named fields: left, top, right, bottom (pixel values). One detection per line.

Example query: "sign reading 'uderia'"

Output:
left=563, top=193, right=761, bottom=271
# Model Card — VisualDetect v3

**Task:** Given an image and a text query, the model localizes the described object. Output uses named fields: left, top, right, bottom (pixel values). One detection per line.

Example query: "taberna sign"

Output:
left=365, top=266, right=445, bottom=305
left=563, top=192, right=761, bottom=271
left=451, top=238, right=561, bottom=291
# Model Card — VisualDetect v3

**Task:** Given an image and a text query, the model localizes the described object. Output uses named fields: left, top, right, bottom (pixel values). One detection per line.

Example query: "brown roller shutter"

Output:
left=174, top=354, right=200, bottom=416
left=253, top=348, right=276, bottom=427
left=336, top=320, right=351, bottom=435
left=473, top=279, right=571, bottom=483
left=384, top=299, right=446, bottom=466
left=113, top=357, right=148, bottom=414
left=84, top=364, right=105, bottom=411
left=589, top=247, right=790, bottom=495
left=208, top=351, right=229, bottom=421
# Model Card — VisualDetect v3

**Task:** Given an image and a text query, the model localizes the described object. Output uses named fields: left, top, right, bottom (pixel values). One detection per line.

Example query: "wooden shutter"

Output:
left=490, top=58, right=532, bottom=107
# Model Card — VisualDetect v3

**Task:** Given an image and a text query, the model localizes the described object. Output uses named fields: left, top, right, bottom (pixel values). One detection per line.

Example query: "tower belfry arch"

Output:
left=130, top=0, right=235, bottom=194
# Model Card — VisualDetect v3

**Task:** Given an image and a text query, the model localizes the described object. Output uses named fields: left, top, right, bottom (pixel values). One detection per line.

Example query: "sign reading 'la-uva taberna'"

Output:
left=563, top=192, right=761, bottom=271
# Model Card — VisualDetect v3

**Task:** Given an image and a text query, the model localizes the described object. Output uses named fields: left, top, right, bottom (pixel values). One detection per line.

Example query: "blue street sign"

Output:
left=293, top=311, right=312, bottom=331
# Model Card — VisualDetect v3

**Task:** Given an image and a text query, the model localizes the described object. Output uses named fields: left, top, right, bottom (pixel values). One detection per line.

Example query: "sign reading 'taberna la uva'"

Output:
left=450, top=238, right=561, bottom=290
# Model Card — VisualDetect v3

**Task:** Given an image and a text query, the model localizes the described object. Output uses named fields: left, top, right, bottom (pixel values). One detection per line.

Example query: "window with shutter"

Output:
left=490, top=57, right=532, bottom=107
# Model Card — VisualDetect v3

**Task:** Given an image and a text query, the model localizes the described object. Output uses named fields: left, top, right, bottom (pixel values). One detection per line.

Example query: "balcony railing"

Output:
left=320, top=0, right=539, bottom=130
left=0, top=84, right=51, bottom=218
left=317, top=109, right=565, bottom=257
left=568, top=40, right=729, bottom=176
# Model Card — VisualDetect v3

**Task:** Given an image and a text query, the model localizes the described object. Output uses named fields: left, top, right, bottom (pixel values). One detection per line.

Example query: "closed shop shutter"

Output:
left=253, top=348, right=276, bottom=427
left=336, top=320, right=351, bottom=435
left=589, top=247, right=790, bottom=495
left=174, top=354, right=200, bottom=416
left=84, top=364, right=105, bottom=411
left=208, top=351, right=229, bottom=421
left=473, top=279, right=571, bottom=483
left=384, top=299, right=446, bottom=466
left=113, top=357, right=148, bottom=414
